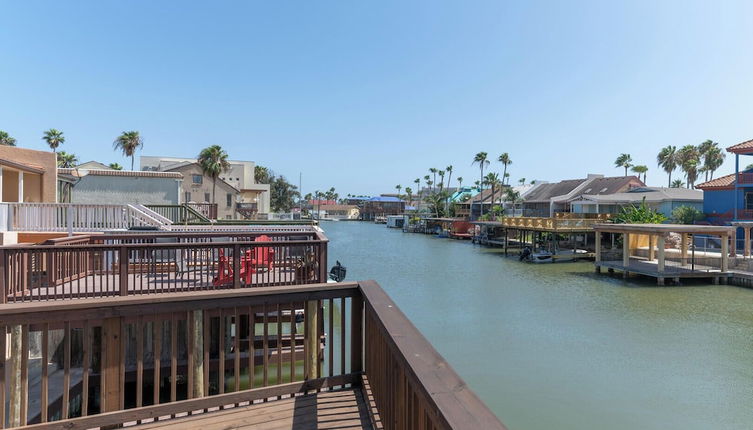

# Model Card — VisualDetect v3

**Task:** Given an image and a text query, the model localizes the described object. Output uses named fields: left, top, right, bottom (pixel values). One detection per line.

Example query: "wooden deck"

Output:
left=132, top=389, right=373, bottom=430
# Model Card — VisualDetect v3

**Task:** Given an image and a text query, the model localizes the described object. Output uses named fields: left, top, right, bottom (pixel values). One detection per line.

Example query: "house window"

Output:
left=184, top=191, right=191, bottom=203
left=227, top=193, right=233, bottom=207
left=192, top=174, right=203, bottom=184
left=745, top=192, right=753, bottom=210
left=204, top=193, right=210, bottom=202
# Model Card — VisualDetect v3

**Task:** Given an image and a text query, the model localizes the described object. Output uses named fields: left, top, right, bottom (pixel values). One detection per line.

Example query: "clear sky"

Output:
left=2, top=1, right=753, bottom=196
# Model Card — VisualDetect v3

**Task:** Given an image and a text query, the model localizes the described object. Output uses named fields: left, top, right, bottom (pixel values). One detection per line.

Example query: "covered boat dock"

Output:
left=593, top=223, right=735, bottom=285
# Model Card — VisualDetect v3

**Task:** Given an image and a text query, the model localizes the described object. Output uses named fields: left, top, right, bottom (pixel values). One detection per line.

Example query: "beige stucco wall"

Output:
left=0, top=146, right=57, bottom=202
left=171, top=163, right=240, bottom=219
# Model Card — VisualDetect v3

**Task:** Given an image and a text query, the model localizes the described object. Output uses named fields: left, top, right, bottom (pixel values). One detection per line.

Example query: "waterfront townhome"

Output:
left=571, top=186, right=703, bottom=218
left=523, top=175, right=644, bottom=217
left=696, top=139, right=753, bottom=222
left=59, top=168, right=182, bottom=206
left=0, top=145, right=58, bottom=203
left=141, top=155, right=271, bottom=215
left=361, top=195, right=405, bottom=220
left=161, top=161, right=241, bottom=220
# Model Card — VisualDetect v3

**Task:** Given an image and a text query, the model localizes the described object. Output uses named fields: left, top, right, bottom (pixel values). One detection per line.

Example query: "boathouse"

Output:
left=593, top=223, right=734, bottom=285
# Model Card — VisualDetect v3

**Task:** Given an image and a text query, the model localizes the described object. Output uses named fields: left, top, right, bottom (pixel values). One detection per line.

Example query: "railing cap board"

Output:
left=0, top=238, right=326, bottom=251
left=359, top=280, right=507, bottom=430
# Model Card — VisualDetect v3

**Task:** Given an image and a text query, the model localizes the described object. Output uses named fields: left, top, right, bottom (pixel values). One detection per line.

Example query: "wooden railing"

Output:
left=1, top=232, right=328, bottom=303
left=737, top=172, right=753, bottom=185
left=146, top=204, right=210, bottom=224
left=0, top=203, right=167, bottom=233
left=500, top=216, right=608, bottom=231
left=0, top=281, right=506, bottom=430
left=186, top=203, right=218, bottom=220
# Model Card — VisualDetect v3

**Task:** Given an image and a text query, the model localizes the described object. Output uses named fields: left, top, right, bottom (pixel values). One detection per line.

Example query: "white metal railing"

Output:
left=0, top=202, right=168, bottom=233
left=133, top=204, right=174, bottom=226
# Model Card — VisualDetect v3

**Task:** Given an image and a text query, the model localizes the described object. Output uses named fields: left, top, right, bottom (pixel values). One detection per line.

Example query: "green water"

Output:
left=324, top=221, right=753, bottom=430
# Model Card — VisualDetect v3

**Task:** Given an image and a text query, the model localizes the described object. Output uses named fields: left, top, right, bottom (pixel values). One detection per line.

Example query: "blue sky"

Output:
left=2, top=0, right=753, bottom=195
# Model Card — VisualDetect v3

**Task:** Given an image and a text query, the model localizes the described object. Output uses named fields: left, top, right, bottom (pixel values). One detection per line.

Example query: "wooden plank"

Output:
left=19, top=374, right=361, bottom=430
left=154, top=318, right=162, bottom=405
left=170, top=313, right=177, bottom=403
left=82, top=321, right=90, bottom=416
left=41, top=324, right=48, bottom=422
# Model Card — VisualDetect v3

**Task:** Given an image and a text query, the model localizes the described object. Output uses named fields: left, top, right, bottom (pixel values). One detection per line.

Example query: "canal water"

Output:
left=323, top=221, right=753, bottom=430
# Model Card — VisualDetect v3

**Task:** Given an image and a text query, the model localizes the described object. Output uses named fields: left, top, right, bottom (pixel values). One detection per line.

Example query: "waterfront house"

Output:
left=76, top=160, right=113, bottom=170
left=0, top=146, right=58, bottom=203
left=141, top=155, right=271, bottom=214
left=59, top=167, right=182, bottom=206
left=571, top=187, right=702, bottom=218
left=695, top=139, right=753, bottom=222
left=314, top=204, right=360, bottom=220
left=361, top=195, right=405, bottom=220
left=523, top=175, right=643, bottom=217
left=162, top=162, right=240, bottom=220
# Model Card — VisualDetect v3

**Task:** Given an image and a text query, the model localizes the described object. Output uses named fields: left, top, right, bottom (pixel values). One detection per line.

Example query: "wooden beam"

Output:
left=657, top=235, right=665, bottom=273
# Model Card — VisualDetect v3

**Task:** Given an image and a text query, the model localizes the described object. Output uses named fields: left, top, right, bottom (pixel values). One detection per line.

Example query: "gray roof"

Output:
left=577, top=187, right=702, bottom=204
left=524, top=179, right=586, bottom=203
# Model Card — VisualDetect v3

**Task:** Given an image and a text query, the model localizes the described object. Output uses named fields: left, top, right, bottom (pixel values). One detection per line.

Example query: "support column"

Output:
left=8, top=325, right=23, bottom=427
left=731, top=228, right=737, bottom=256
left=623, top=233, right=630, bottom=272
left=648, top=235, right=655, bottom=261
left=721, top=234, right=729, bottom=272
left=305, top=300, right=319, bottom=379
left=17, top=171, right=23, bottom=203
left=681, top=234, right=689, bottom=266
left=595, top=231, right=601, bottom=263
left=0, top=166, right=3, bottom=202
left=657, top=235, right=665, bottom=273
left=192, top=310, right=205, bottom=398
left=745, top=227, right=751, bottom=257
left=102, top=318, right=123, bottom=412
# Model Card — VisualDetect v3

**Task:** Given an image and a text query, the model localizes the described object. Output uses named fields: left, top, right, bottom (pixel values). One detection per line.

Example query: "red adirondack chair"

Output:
left=213, top=235, right=276, bottom=286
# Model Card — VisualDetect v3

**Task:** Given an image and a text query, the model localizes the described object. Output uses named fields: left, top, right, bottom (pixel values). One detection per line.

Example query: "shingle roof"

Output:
left=695, top=173, right=735, bottom=190
left=578, top=187, right=702, bottom=203
left=727, top=139, right=753, bottom=154
left=524, top=179, right=586, bottom=203
left=59, top=168, right=183, bottom=178
left=573, top=176, right=643, bottom=197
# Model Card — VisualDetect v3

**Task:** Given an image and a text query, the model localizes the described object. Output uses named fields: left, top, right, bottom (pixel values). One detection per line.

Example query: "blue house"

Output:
left=697, top=139, right=753, bottom=222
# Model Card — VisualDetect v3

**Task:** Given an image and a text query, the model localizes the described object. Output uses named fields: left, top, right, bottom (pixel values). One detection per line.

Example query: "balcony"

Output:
left=0, top=280, right=505, bottom=429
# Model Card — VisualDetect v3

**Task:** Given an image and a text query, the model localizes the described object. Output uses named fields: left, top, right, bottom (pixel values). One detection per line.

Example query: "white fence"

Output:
left=0, top=203, right=168, bottom=233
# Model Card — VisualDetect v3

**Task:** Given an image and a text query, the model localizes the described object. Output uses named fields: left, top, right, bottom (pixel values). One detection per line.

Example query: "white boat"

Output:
left=523, top=248, right=588, bottom=263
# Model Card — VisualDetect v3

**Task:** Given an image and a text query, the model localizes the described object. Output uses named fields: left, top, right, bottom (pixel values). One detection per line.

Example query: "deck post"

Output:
left=622, top=233, right=630, bottom=267
left=102, top=317, right=123, bottom=412
left=731, top=228, right=737, bottom=256
left=721, top=234, right=729, bottom=272
left=681, top=234, right=688, bottom=266
left=8, top=325, right=23, bottom=427
left=305, top=300, right=319, bottom=379
left=657, top=235, right=665, bottom=273
left=745, top=227, right=751, bottom=257
left=648, top=235, right=655, bottom=261
left=119, top=246, right=128, bottom=296
left=192, top=310, right=205, bottom=398
left=594, top=231, right=601, bottom=262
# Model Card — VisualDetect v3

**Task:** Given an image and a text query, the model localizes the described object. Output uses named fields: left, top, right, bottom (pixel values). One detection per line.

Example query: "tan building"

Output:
left=141, top=155, right=271, bottom=214
left=163, top=162, right=241, bottom=220
left=0, top=146, right=58, bottom=203
left=315, top=204, right=360, bottom=220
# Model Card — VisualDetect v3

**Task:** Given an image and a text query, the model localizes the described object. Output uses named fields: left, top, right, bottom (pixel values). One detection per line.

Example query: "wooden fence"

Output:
left=0, top=281, right=506, bottom=430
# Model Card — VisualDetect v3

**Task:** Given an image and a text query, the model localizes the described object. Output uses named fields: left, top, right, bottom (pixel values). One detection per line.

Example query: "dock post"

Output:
left=657, top=277, right=664, bottom=286
left=721, top=234, right=729, bottom=272
left=305, top=300, right=319, bottom=380
left=191, top=310, right=205, bottom=398
left=648, top=235, right=655, bottom=262
left=622, top=233, right=630, bottom=268
left=745, top=227, right=751, bottom=257
left=8, top=325, right=23, bottom=427
left=657, top=235, right=665, bottom=274
left=680, top=234, right=688, bottom=266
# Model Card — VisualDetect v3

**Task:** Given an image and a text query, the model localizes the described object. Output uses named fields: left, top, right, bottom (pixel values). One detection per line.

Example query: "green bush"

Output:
left=671, top=206, right=704, bottom=224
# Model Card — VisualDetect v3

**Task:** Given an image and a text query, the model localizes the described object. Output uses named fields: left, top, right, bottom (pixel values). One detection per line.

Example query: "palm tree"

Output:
left=405, top=187, right=413, bottom=205
left=56, top=151, right=78, bottom=168
left=614, top=153, right=633, bottom=176
left=671, top=179, right=684, bottom=188
left=0, top=130, right=16, bottom=146
left=518, top=177, right=526, bottom=185
left=429, top=168, right=438, bottom=193
left=113, top=131, right=144, bottom=170
left=197, top=145, right=230, bottom=204
left=473, top=152, right=489, bottom=192
left=423, top=175, right=430, bottom=195
left=42, top=129, right=65, bottom=152
left=414, top=178, right=421, bottom=210
left=395, top=184, right=402, bottom=198
left=657, top=145, right=678, bottom=187
left=677, top=145, right=700, bottom=188
left=445, top=166, right=453, bottom=192
left=457, top=177, right=463, bottom=189
left=631, top=165, right=648, bottom=183
left=484, top=172, right=501, bottom=217
left=108, top=162, right=123, bottom=170
left=702, top=146, right=725, bottom=181
left=437, top=170, right=445, bottom=191
left=498, top=153, right=512, bottom=185
left=505, top=188, right=521, bottom=215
